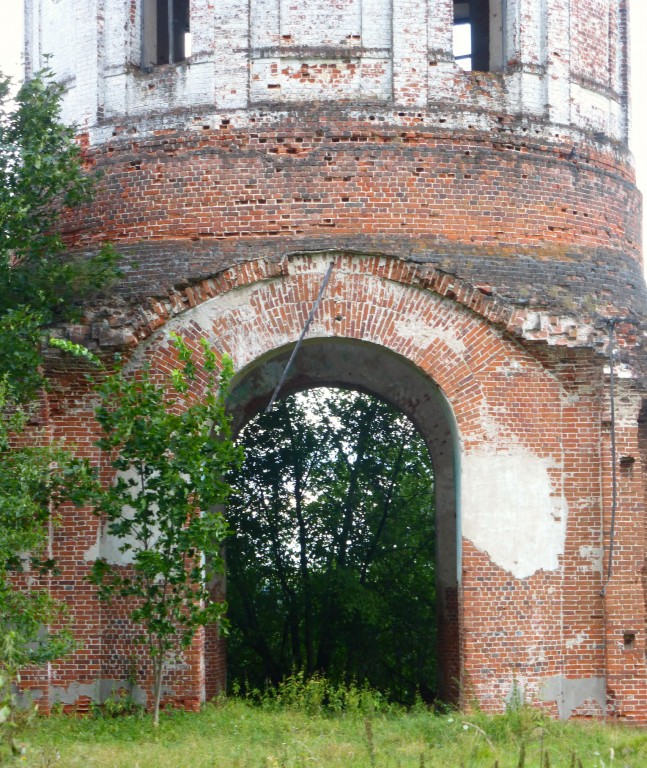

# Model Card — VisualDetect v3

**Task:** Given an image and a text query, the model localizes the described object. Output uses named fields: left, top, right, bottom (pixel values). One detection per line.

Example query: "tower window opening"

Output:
left=453, top=2, right=473, bottom=70
left=142, top=0, right=191, bottom=68
left=453, top=1, right=505, bottom=73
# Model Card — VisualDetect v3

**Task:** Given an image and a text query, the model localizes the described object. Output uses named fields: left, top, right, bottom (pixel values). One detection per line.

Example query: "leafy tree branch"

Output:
left=89, top=337, right=242, bottom=726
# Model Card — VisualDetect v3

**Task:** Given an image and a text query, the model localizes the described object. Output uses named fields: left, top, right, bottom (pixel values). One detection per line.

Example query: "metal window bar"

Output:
left=168, top=0, right=175, bottom=64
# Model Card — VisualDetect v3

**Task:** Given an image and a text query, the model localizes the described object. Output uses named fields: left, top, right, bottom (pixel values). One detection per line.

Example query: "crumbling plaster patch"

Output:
left=49, top=680, right=148, bottom=707
left=130, top=281, right=287, bottom=374
left=84, top=518, right=141, bottom=566
left=578, top=545, right=603, bottom=575
left=565, top=630, right=589, bottom=650
left=461, top=447, right=567, bottom=580
left=84, top=467, right=164, bottom=566
left=394, top=317, right=467, bottom=357
left=539, top=676, right=606, bottom=720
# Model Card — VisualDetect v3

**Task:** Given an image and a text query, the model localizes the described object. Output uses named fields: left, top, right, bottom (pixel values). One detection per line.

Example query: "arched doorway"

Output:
left=123, top=252, right=576, bottom=714
left=216, top=339, right=460, bottom=703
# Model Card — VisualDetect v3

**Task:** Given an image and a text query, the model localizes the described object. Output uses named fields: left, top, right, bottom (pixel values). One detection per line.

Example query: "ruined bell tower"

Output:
left=24, top=0, right=647, bottom=719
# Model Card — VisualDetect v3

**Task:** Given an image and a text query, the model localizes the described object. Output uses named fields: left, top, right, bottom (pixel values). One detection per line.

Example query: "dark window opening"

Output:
left=142, top=0, right=191, bottom=68
left=454, top=0, right=504, bottom=73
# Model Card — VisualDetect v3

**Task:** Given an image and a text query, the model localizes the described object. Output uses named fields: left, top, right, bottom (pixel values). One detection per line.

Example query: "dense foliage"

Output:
left=0, top=67, right=118, bottom=722
left=0, top=72, right=117, bottom=342
left=226, top=388, right=437, bottom=704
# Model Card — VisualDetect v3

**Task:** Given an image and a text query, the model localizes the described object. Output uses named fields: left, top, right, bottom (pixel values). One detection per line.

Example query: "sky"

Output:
left=0, top=0, right=645, bottom=269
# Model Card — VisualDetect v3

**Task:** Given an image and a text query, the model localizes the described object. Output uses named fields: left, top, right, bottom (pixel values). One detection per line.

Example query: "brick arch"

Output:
left=125, top=252, right=571, bottom=706
left=133, top=253, right=565, bottom=457
left=132, top=252, right=568, bottom=532
left=133, top=251, right=533, bottom=353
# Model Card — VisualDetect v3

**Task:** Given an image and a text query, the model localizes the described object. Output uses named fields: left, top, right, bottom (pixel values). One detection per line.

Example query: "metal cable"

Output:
left=265, top=261, right=334, bottom=413
left=601, top=319, right=619, bottom=596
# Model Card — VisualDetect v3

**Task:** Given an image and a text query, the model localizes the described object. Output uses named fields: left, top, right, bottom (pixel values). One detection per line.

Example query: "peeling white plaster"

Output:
left=603, top=363, right=636, bottom=380
left=521, top=312, right=596, bottom=347
left=125, top=282, right=271, bottom=373
left=48, top=680, right=148, bottom=706
left=84, top=519, right=139, bottom=566
left=163, top=656, right=190, bottom=673
left=83, top=468, right=161, bottom=566
left=14, top=688, right=45, bottom=709
left=176, top=284, right=260, bottom=334
left=565, top=630, right=588, bottom=650
left=539, top=676, right=605, bottom=720
left=99, top=679, right=148, bottom=707
left=49, top=682, right=100, bottom=705
left=461, top=447, right=567, bottom=579
left=504, top=679, right=527, bottom=709
left=83, top=526, right=101, bottom=563
left=578, top=545, right=603, bottom=575
left=168, top=282, right=301, bottom=371
left=478, top=401, right=507, bottom=443
left=394, top=317, right=467, bottom=357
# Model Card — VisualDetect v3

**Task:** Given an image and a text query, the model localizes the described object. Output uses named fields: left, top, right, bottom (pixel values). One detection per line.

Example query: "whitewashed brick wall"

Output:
left=24, top=0, right=629, bottom=142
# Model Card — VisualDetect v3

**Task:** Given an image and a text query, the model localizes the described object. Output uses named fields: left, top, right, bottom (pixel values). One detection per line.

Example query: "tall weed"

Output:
left=240, top=671, right=396, bottom=716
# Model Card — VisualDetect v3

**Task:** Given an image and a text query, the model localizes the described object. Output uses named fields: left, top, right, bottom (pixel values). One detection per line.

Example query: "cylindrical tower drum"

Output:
left=24, top=0, right=647, bottom=719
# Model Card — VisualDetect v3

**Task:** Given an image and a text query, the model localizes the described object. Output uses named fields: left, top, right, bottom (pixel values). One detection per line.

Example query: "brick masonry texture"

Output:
left=64, top=116, right=645, bottom=320
left=22, top=0, right=647, bottom=720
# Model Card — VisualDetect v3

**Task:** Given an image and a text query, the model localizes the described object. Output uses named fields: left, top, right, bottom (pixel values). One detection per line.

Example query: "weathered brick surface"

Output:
left=22, top=0, right=647, bottom=720
left=26, top=0, right=631, bottom=139
left=31, top=254, right=646, bottom=719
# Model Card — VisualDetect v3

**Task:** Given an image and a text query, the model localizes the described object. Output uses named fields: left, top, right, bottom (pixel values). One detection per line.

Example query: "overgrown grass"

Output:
left=12, top=677, right=647, bottom=768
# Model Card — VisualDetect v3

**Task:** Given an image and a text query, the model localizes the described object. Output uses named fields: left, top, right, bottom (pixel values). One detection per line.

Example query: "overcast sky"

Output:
left=0, top=0, right=645, bottom=269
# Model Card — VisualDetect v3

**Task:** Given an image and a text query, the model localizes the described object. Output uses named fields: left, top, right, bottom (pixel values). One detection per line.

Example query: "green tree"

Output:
left=0, top=67, right=119, bottom=751
left=226, top=388, right=437, bottom=704
left=0, top=71, right=117, bottom=342
left=89, top=337, right=241, bottom=726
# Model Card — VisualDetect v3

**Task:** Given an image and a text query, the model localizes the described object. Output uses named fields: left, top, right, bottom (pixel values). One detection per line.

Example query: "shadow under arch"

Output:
left=217, top=336, right=462, bottom=704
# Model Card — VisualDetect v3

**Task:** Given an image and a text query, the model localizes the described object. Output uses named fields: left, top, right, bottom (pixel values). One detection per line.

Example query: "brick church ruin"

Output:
left=22, top=0, right=647, bottom=719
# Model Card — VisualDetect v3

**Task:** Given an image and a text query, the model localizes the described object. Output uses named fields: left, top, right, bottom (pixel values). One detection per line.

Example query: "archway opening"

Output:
left=226, top=386, right=436, bottom=704
left=204, top=338, right=461, bottom=706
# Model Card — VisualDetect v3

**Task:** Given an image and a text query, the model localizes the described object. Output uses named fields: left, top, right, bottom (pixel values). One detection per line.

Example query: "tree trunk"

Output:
left=293, top=467, right=314, bottom=674
left=336, top=400, right=378, bottom=568
left=281, top=401, right=315, bottom=675
left=263, top=496, right=302, bottom=671
left=229, top=557, right=282, bottom=682
left=316, top=401, right=378, bottom=671
left=359, top=440, right=406, bottom=584
left=152, top=655, right=164, bottom=728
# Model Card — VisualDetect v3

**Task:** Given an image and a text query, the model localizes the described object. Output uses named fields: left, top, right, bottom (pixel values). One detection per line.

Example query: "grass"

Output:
left=14, top=699, right=647, bottom=768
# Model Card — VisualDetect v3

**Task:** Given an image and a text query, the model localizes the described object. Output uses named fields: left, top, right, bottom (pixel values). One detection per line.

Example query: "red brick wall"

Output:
left=60, top=113, right=644, bottom=361
left=67, top=115, right=641, bottom=267
left=32, top=253, right=647, bottom=718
